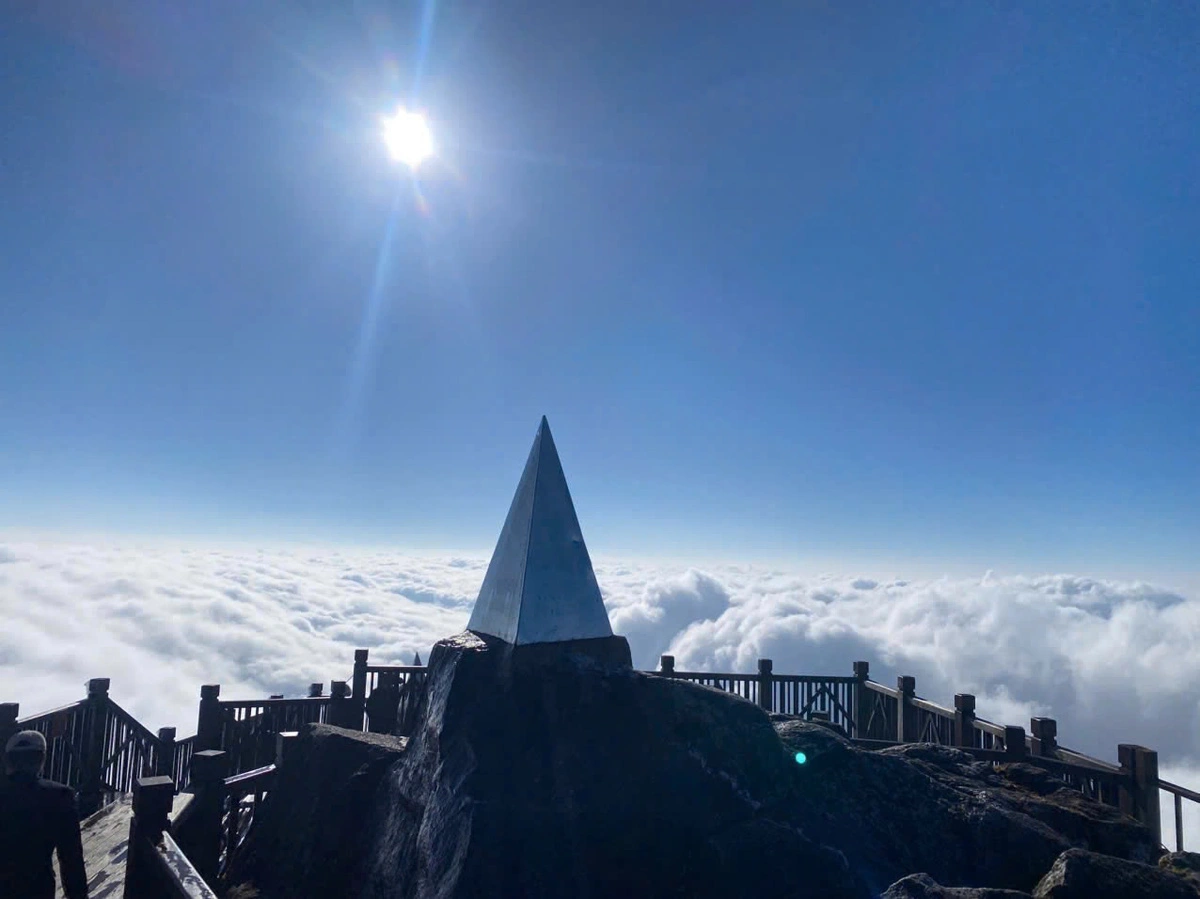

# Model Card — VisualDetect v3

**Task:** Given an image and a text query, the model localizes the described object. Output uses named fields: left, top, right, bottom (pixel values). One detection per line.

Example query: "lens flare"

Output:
left=794, top=751, right=808, bottom=765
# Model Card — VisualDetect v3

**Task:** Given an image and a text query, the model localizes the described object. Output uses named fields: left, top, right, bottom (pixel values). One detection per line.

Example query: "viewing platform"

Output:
left=7, top=652, right=1197, bottom=898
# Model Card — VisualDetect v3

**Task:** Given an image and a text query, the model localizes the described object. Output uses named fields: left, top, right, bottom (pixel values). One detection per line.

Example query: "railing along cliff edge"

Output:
left=4, top=650, right=1195, bottom=853
left=655, top=654, right=1176, bottom=850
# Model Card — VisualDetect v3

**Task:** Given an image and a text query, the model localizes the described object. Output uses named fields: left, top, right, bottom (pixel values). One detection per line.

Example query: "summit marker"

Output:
left=467, top=416, right=614, bottom=645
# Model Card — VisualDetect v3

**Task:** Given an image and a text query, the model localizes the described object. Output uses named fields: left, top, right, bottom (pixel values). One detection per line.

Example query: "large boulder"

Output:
left=225, top=725, right=407, bottom=898
left=774, top=721, right=1161, bottom=894
left=1031, top=848, right=1200, bottom=898
left=360, top=631, right=869, bottom=899
left=1161, top=852, right=1200, bottom=892
left=227, top=638, right=1168, bottom=899
left=881, top=873, right=1032, bottom=898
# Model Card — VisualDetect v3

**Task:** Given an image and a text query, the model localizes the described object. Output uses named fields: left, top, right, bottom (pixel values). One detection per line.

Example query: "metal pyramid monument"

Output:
left=467, top=416, right=614, bottom=645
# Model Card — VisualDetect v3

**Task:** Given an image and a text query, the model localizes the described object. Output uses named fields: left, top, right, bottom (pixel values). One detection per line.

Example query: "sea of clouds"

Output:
left=1, top=537, right=1197, bottom=847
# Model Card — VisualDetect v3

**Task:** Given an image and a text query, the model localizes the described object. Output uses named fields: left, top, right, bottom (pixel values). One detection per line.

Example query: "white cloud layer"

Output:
left=1, top=538, right=1197, bottom=847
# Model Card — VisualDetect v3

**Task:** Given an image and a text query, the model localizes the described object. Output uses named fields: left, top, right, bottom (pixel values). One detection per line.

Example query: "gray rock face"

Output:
left=1031, top=848, right=1200, bottom=898
left=774, top=721, right=1161, bottom=895
left=225, top=726, right=406, bottom=898
left=1161, top=852, right=1200, bottom=892
left=881, top=873, right=1032, bottom=898
left=227, top=641, right=1170, bottom=899
left=360, top=631, right=869, bottom=899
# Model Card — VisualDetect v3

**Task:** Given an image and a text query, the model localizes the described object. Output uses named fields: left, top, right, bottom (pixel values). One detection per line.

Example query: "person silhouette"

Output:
left=0, top=730, right=88, bottom=898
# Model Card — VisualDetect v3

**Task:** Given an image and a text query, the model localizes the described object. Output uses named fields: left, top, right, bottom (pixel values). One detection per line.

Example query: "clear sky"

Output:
left=1, top=2, right=1196, bottom=578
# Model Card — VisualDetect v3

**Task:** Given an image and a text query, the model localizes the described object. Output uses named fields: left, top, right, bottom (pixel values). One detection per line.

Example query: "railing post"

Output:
left=79, top=678, right=111, bottom=817
left=1175, top=792, right=1184, bottom=853
left=1030, top=717, right=1058, bottom=757
left=852, top=661, right=871, bottom=739
left=196, top=685, right=222, bottom=752
left=187, top=749, right=227, bottom=885
left=123, top=775, right=176, bottom=899
left=954, top=694, right=977, bottom=748
left=1004, top=725, right=1027, bottom=760
left=660, top=655, right=676, bottom=677
left=0, top=703, right=18, bottom=752
left=1118, top=744, right=1161, bottom=847
left=896, top=676, right=917, bottom=743
left=329, top=681, right=352, bottom=728
left=308, top=683, right=324, bottom=698
left=155, top=727, right=177, bottom=780
left=352, top=648, right=369, bottom=731
left=757, top=659, right=774, bottom=713
left=275, top=731, right=299, bottom=768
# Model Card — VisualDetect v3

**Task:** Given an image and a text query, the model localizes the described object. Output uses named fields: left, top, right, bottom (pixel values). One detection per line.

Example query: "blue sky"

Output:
left=1, top=2, right=1196, bottom=578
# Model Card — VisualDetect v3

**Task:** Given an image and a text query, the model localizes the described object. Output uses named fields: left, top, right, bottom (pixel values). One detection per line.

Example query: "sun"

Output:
left=381, top=106, right=434, bottom=169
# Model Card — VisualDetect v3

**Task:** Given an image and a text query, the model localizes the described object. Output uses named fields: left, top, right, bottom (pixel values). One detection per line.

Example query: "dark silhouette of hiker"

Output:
left=0, top=730, right=89, bottom=899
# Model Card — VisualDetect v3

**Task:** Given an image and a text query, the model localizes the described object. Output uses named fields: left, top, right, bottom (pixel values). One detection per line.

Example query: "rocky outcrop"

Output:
left=774, top=721, right=1160, bottom=894
left=360, top=631, right=869, bottom=899
left=1161, top=852, right=1200, bottom=892
left=837, top=848, right=1200, bottom=899
left=881, top=873, right=1032, bottom=898
left=1031, top=848, right=1199, bottom=897
left=225, top=726, right=406, bottom=898
left=227, top=634, right=1169, bottom=899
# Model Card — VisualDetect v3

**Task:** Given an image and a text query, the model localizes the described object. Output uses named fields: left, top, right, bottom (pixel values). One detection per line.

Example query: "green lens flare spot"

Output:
left=794, top=751, right=807, bottom=765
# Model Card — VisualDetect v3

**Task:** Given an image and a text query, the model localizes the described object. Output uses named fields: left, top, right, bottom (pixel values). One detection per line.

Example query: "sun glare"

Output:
left=382, top=107, right=434, bottom=169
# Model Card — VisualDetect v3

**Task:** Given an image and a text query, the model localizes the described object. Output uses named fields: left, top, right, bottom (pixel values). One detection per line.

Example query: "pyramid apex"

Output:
left=467, top=419, right=613, bottom=646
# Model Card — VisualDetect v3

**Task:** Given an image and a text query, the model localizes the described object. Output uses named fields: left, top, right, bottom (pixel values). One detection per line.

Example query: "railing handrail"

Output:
left=1161, top=779, right=1200, bottom=803
left=663, top=669, right=859, bottom=686
left=224, top=764, right=276, bottom=792
left=774, top=673, right=861, bottom=685
left=972, top=716, right=1009, bottom=738
left=862, top=680, right=900, bottom=700
left=364, top=664, right=426, bottom=674
left=216, top=696, right=330, bottom=711
left=106, top=697, right=163, bottom=746
left=157, top=832, right=221, bottom=899
left=16, top=700, right=86, bottom=724
left=1054, top=746, right=1123, bottom=775
left=909, top=696, right=950, bottom=716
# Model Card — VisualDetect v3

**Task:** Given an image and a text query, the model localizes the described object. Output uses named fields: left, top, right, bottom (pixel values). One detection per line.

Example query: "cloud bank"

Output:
left=1, top=538, right=1197, bottom=846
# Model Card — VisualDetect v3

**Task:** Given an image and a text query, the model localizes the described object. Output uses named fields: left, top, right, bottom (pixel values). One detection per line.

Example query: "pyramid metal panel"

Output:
left=467, top=417, right=614, bottom=645
left=465, top=431, right=538, bottom=643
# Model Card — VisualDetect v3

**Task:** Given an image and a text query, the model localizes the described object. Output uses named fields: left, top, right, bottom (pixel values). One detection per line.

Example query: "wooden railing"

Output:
left=1, top=679, right=192, bottom=817
left=124, top=776, right=219, bottom=899
left=193, top=682, right=333, bottom=776
left=100, top=698, right=162, bottom=797
left=172, top=735, right=196, bottom=789
left=658, top=656, right=1183, bottom=849
left=8, top=648, right=1198, bottom=853
left=4, top=699, right=91, bottom=789
left=361, top=660, right=427, bottom=736
left=169, top=747, right=278, bottom=890
left=1162, top=779, right=1200, bottom=853
left=221, top=763, right=276, bottom=880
